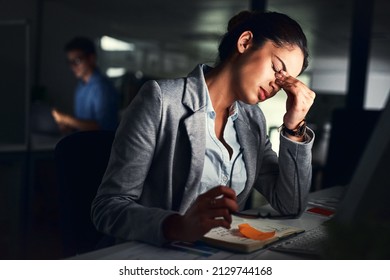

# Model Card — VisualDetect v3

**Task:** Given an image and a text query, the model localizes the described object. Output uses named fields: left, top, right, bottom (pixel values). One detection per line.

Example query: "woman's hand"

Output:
left=163, top=186, right=239, bottom=242
left=275, top=70, right=316, bottom=130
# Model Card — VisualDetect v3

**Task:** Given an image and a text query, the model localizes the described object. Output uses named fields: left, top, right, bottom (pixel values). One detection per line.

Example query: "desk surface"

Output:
left=71, top=186, right=344, bottom=260
left=0, top=133, right=63, bottom=153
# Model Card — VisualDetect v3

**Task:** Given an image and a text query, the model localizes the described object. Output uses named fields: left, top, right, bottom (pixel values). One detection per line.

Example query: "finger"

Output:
left=203, top=185, right=237, bottom=200
left=208, top=208, right=233, bottom=224
left=209, top=217, right=231, bottom=230
left=275, top=70, right=291, bottom=82
left=280, top=81, right=313, bottom=100
left=210, top=196, right=239, bottom=213
left=275, top=71, right=306, bottom=91
left=277, top=77, right=301, bottom=91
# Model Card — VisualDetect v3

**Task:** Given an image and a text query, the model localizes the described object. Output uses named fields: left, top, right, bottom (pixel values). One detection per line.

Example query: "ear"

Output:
left=237, top=31, right=253, bottom=53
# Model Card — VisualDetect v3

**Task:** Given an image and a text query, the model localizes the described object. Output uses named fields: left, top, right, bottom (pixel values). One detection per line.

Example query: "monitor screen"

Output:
left=327, top=96, right=390, bottom=258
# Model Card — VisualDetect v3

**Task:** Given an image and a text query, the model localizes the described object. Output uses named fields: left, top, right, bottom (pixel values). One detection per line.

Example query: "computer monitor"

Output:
left=336, top=95, right=390, bottom=224
left=326, top=96, right=390, bottom=258
left=321, top=109, right=381, bottom=188
left=30, top=102, right=61, bottom=135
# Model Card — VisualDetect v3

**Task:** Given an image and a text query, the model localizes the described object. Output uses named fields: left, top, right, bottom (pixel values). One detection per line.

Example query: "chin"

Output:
left=75, top=73, right=84, bottom=79
left=242, top=97, right=260, bottom=105
left=238, top=91, right=261, bottom=105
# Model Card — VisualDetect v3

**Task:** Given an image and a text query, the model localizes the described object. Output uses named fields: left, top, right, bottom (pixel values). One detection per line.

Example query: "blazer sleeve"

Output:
left=254, top=128, right=315, bottom=216
left=91, top=80, right=176, bottom=246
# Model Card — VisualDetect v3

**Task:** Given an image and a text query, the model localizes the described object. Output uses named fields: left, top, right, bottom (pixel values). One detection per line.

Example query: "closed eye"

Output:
left=274, top=55, right=287, bottom=72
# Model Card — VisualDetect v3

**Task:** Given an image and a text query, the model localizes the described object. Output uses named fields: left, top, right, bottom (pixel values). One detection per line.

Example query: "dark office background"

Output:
left=0, top=0, right=389, bottom=259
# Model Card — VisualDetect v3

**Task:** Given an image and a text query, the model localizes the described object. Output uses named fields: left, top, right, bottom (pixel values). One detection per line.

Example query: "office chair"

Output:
left=55, top=130, right=115, bottom=257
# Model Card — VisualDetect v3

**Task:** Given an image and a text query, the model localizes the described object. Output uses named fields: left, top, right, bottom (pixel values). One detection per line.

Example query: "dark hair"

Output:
left=64, top=36, right=96, bottom=56
left=218, top=11, right=309, bottom=74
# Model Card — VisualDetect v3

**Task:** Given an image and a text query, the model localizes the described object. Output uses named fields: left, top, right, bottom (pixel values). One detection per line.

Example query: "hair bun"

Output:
left=227, top=10, right=252, bottom=32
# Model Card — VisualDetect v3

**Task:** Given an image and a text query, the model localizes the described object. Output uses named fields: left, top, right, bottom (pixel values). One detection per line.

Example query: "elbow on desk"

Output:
left=90, top=195, right=112, bottom=236
left=271, top=198, right=306, bottom=218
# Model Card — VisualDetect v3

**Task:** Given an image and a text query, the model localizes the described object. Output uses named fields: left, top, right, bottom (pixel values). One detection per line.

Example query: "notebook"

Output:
left=200, top=215, right=304, bottom=253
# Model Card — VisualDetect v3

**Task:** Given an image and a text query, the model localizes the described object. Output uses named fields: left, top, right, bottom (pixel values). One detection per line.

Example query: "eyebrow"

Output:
left=274, top=55, right=287, bottom=72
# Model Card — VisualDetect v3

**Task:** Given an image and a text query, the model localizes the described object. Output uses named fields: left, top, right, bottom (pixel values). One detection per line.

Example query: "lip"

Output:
left=259, top=87, right=269, bottom=101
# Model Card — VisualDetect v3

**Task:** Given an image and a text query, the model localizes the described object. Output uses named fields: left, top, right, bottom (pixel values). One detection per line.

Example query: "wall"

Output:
left=311, top=57, right=390, bottom=110
left=0, top=0, right=37, bottom=70
left=0, top=0, right=37, bottom=258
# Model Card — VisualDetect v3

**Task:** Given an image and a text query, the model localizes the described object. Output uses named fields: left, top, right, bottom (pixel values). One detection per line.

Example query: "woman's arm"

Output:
left=91, top=80, right=176, bottom=246
left=254, top=127, right=314, bottom=216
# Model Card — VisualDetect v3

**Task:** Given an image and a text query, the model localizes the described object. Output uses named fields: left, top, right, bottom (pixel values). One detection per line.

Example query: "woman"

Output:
left=92, top=10, right=315, bottom=246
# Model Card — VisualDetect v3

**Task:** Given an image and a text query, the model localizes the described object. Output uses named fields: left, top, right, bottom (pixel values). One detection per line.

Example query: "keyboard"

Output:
left=270, top=225, right=328, bottom=256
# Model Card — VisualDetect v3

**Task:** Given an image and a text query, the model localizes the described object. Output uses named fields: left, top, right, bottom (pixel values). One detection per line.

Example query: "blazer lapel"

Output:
left=178, top=112, right=206, bottom=213
left=178, top=65, right=208, bottom=213
left=234, top=113, right=262, bottom=209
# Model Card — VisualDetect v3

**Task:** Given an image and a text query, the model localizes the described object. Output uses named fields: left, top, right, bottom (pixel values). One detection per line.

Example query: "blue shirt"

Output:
left=74, top=69, right=119, bottom=131
left=198, top=90, right=247, bottom=197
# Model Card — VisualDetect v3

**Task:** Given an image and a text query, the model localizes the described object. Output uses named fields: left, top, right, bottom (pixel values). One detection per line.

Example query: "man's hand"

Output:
left=51, top=108, right=73, bottom=133
left=51, top=108, right=99, bottom=131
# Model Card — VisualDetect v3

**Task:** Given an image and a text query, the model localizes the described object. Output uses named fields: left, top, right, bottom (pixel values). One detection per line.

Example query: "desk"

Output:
left=71, top=187, right=344, bottom=260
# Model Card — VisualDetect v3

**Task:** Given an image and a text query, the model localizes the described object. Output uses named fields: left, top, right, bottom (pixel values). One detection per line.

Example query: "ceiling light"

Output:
left=106, top=67, right=126, bottom=77
left=101, top=36, right=135, bottom=51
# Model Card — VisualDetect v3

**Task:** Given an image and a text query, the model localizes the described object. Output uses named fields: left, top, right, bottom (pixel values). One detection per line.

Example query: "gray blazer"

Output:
left=92, top=64, right=314, bottom=246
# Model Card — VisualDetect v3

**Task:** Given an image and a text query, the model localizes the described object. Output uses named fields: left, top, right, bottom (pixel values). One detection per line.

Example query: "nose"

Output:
left=269, top=80, right=281, bottom=94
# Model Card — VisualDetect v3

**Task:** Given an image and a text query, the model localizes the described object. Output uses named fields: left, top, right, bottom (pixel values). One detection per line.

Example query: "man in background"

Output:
left=52, top=36, right=119, bottom=132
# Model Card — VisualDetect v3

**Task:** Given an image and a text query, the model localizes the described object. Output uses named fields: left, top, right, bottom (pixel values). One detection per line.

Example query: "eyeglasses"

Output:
left=67, top=56, right=85, bottom=66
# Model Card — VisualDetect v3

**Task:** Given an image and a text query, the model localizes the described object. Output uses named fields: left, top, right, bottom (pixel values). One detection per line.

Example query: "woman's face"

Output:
left=232, top=39, right=304, bottom=104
